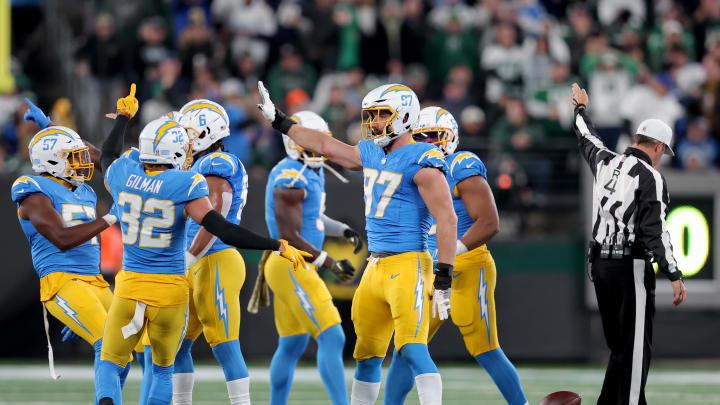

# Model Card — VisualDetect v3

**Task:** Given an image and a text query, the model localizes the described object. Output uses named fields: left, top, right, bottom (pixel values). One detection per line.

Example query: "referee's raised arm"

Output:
left=571, top=83, right=616, bottom=177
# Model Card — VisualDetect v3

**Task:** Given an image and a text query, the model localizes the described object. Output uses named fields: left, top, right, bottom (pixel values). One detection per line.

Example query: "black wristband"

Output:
left=201, top=210, right=281, bottom=251
left=433, top=262, right=453, bottom=290
left=273, top=108, right=296, bottom=134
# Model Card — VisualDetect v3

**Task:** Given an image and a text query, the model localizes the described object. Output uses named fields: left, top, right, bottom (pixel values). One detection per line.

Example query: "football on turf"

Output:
left=539, top=391, right=581, bottom=405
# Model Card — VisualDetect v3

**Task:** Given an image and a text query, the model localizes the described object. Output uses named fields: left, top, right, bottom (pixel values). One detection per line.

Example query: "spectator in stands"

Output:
left=304, top=0, right=339, bottom=72
left=482, top=22, right=524, bottom=104
left=528, top=62, right=576, bottom=138
left=266, top=44, right=317, bottom=110
left=400, top=0, right=426, bottom=66
left=676, top=117, right=719, bottom=170
left=177, top=8, right=216, bottom=82
left=647, top=20, right=696, bottom=72
left=130, top=16, right=172, bottom=101
left=521, top=26, right=570, bottom=95
left=582, top=39, right=638, bottom=150
left=564, top=4, right=594, bottom=75
left=621, top=73, right=684, bottom=145
left=490, top=96, right=550, bottom=195
left=669, top=45, right=707, bottom=104
left=460, top=105, right=486, bottom=138
left=357, top=0, right=390, bottom=76
left=218, top=78, right=253, bottom=166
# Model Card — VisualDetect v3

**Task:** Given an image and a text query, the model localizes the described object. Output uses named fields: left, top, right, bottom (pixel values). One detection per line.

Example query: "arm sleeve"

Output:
left=635, top=170, right=681, bottom=281
left=200, top=210, right=281, bottom=251
left=322, top=215, right=349, bottom=237
left=100, top=115, right=130, bottom=172
left=573, top=107, right=617, bottom=178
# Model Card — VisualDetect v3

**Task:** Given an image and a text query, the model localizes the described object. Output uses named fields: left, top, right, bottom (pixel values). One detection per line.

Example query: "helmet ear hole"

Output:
left=403, top=113, right=409, bottom=124
left=47, top=160, right=58, bottom=165
left=175, top=152, right=182, bottom=158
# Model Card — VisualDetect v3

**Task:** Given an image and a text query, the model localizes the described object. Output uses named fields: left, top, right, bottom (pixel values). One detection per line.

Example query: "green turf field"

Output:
left=0, top=363, right=718, bottom=404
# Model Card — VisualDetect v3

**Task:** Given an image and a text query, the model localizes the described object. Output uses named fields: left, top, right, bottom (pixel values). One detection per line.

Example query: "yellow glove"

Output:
left=277, top=239, right=312, bottom=268
left=116, top=83, right=139, bottom=118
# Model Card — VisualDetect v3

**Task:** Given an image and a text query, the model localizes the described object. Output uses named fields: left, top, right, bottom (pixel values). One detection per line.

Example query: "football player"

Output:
left=10, top=123, right=122, bottom=381
left=258, top=82, right=457, bottom=405
left=384, top=107, right=528, bottom=405
left=95, top=86, right=309, bottom=405
left=168, top=99, right=252, bottom=405
left=21, top=95, right=150, bottom=402
left=261, top=110, right=361, bottom=405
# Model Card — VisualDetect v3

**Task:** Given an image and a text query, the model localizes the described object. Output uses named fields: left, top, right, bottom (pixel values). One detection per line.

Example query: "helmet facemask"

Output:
left=362, top=106, right=399, bottom=147
left=412, top=126, right=456, bottom=155
left=56, top=146, right=94, bottom=186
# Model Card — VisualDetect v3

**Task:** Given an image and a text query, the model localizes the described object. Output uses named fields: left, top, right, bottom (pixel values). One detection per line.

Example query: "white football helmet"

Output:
left=28, top=126, right=94, bottom=186
left=179, top=99, right=230, bottom=156
left=164, top=110, right=183, bottom=122
left=361, top=84, right=420, bottom=147
left=138, top=117, right=192, bottom=170
left=283, top=111, right=331, bottom=169
left=412, top=107, right=459, bottom=155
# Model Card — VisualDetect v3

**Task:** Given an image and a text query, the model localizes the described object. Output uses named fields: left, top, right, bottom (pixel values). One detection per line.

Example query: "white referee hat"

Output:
left=635, top=119, right=675, bottom=156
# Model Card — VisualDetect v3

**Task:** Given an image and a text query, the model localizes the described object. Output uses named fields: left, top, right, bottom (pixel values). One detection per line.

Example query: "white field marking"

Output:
left=0, top=365, right=718, bottom=385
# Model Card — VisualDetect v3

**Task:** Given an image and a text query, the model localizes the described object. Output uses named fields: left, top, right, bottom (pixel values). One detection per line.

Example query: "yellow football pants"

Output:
left=352, top=251, right=434, bottom=360
left=43, top=275, right=113, bottom=345
left=184, top=248, right=246, bottom=347
left=264, top=252, right=341, bottom=339
left=428, top=247, right=499, bottom=356
left=101, top=296, right=188, bottom=367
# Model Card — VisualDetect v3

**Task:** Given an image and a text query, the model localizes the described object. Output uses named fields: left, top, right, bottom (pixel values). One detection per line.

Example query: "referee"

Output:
left=571, top=83, right=687, bottom=405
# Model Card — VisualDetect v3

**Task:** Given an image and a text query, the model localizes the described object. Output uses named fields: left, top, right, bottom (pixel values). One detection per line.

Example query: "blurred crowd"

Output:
left=2, top=0, right=720, bottom=232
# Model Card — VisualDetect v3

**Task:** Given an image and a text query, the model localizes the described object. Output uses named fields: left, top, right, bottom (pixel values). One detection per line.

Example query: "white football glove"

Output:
left=432, top=287, right=451, bottom=320
left=257, top=81, right=276, bottom=122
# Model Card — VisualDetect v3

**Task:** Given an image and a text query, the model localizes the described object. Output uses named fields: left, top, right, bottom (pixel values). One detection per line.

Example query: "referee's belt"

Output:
left=588, top=242, right=647, bottom=261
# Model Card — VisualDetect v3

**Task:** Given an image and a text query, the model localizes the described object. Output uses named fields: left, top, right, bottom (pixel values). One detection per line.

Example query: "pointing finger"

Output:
left=129, top=83, right=136, bottom=98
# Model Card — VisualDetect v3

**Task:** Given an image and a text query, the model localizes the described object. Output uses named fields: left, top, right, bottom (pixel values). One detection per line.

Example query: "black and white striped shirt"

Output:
left=573, top=107, right=681, bottom=281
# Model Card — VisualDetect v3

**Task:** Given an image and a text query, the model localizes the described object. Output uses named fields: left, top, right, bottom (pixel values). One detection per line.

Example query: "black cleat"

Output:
left=99, top=398, right=114, bottom=405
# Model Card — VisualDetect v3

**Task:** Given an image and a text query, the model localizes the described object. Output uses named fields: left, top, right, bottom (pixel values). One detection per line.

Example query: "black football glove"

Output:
left=325, top=258, right=355, bottom=281
left=343, top=228, right=363, bottom=254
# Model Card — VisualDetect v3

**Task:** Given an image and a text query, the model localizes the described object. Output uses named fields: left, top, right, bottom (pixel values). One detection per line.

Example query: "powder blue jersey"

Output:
left=428, top=151, right=487, bottom=255
left=185, top=152, right=248, bottom=256
left=105, top=155, right=209, bottom=275
left=359, top=140, right=447, bottom=253
left=265, top=158, right=326, bottom=250
left=10, top=175, right=100, bottom=278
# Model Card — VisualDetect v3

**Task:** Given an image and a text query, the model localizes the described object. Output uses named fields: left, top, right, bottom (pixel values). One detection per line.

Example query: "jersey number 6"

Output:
left=117, top=191, right=175, bottom=248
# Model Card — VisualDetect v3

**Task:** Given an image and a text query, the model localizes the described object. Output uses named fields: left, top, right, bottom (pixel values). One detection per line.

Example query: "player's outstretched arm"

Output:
left=185, top=176, right=233, bottom=268
left=19, top=194, right=116, bottom=251
left=185, top=196, right=311, bottom=267
left=257, top=81, right=362, bottom=170
left=456, top=175, right=499, bottom=251
left=100, top=84, right=138, bottom=172
left=274, top=188, right=355, bottom=280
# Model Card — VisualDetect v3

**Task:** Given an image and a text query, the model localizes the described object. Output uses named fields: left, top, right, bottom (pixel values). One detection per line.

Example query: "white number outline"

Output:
left=61, top=204, right=98, bottom=245
left=117, top=192, right=175, bottom=248
left=362, top=169, right=403, bottom=218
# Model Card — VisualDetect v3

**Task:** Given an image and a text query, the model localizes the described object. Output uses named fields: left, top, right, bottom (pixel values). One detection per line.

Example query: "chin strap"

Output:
left=323, top=163, right=349, bottom=183
left=288, top=162, right=309, bottom=187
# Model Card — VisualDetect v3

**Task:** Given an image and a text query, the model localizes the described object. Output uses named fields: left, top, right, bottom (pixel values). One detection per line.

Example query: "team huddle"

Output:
left=11, top=81, right=529, bottom=405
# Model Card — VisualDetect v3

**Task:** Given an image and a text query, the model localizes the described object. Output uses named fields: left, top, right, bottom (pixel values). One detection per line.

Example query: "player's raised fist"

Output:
left=115, top=83, right=139, bottom=119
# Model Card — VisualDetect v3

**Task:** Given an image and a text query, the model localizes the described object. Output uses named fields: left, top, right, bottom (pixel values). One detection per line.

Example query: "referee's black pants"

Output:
left=591, top=257, right=656, bottom=405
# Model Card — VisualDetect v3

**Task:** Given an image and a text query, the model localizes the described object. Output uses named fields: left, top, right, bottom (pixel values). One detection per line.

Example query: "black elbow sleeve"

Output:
left=201, top=210, right=281, bottom=251
left=100, top=115, right=129, bottom=172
